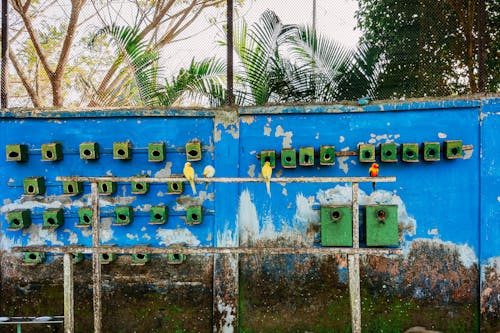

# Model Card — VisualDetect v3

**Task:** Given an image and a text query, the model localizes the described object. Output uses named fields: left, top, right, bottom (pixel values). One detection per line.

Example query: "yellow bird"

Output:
left=261, top=161, right=272, bottom=197
left=183, top=162, right=196, bottom=194
left=203, top=165, right=215, bottom=189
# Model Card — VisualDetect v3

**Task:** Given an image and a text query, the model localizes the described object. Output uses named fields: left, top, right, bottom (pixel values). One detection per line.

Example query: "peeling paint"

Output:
left=263, top=124, right=272, bottom=136
left=155, top=227, right=200, bottom=247
left=337, top=148, right=351, bottom=174
left=27, top=224, right=64, bottom=246
left=241, top=115, right=255, bottom=125
left=217, top=225, right=238, bottom=247
left=247, top=164, right=256, bottom=178
left=438, top=132, right=447, bottom=138
left=339, top=136, right=345, bottom=143
left=126, top=233, right=139, bottom=241
left=368, top=133, right=400, bottom=144
left=463, top=147, right=474, bottom=159
left=154, top=161, right=172, bottom=178
left=173, top=191, right=214, bottom=211
left=427, top=228, right=439, bottom=236
left=64, top=229, right=79, bottom=244
left=274, top=125, right=293, bottom=148
left=237, top=190, right=259, bottom=246
left=216, top=296, right=236, bottom=333
left=100, top=217, right=114, bottom=243
left=282, top=188, right=288, bottom=196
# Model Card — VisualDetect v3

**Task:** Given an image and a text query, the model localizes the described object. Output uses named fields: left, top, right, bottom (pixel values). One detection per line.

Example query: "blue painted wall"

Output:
left=1, top=98, right=499, bottom=320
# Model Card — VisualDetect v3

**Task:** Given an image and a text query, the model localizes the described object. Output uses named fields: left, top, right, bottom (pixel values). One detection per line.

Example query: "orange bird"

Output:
left=369, top=163, right=379, bottom=190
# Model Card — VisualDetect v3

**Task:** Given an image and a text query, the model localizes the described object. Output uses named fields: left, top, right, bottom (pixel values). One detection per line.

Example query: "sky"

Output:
left=161, top=0, right=361, bottom=77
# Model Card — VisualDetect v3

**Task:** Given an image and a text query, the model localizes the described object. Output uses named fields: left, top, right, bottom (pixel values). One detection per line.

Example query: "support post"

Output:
left=63, top=253, right=74, bottom=333
left=349, top=182, right=361, bottom=333
left=91, top=182, right=102, bottom=333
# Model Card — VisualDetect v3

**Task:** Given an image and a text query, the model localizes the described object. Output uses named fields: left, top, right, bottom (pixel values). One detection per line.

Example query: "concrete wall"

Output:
left=1, top=97, right=499, bottom=332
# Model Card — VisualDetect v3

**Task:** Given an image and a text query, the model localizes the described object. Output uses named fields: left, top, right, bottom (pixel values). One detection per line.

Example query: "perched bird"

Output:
left=202, top=165, right=215, bottom=189
left=183, top=162, right=196, bottom=194
left=261, top=161, right=272, bottom=197
left=369, top=163, right=379, bottom=190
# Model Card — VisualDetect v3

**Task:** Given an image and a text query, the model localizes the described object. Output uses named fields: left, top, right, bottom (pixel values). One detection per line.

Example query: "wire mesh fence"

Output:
left=0, top=0, right=498, bottom=109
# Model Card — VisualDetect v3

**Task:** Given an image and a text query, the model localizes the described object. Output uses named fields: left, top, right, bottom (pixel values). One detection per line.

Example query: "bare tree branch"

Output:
left=9, top=48, right=42, bottom=107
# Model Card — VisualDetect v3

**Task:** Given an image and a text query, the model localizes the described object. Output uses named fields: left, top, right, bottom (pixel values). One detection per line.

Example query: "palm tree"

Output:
left=232, top=10, right=380, bottom=105
left=85, top=25, right=226, bottom=107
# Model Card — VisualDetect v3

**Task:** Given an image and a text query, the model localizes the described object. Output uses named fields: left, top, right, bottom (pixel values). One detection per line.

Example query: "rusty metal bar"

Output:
left=63, top=253, right=74, bottom=333
left=348, top=254, right=361, bottom=333
left=56, top=176, right=396, bottom=184
left=90, top=182, right=102, bottom=333
left=349, top=182, right=362, bottom=333
left=12, top=245, right=402, bottom=256
left=352, top=183, right=359, bottom=249
left=1, top=0, right=8, bottom=108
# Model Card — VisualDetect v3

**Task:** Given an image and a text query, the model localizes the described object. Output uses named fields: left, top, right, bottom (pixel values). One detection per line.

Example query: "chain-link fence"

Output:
left=0, top=0, right=498, bottom=109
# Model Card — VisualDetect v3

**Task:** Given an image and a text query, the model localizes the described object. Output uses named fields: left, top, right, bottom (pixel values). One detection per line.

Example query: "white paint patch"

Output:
left=247, top=164, right=256, bottom=178
left=142, top=233, right=151, bottom=241
left=141, top=227, right=147, bottom=232
left=126, top=233, right=139, bottom=240
left=216, top=296, right=236, bottom=333
left=217, top=225, right=238, bottom=247
left=427, top=228, right=439, bottom=236
left=0, top=235, right=21, bottom=251
left=337, top=148, right=351, bottom=174
left=263, top=124, right=272, bottom=136
left=294, top=193, right=320, bottom=226
left=214, top=128, right=222, bottom=142
left=315, top=132, right=319, bottom=139
left=438, top=132, right=447, bottom=139
left=463, top=148, right=474, bottom=160
left=156, top=228, right=200, bottom=246
left=274, top=125, right=293, bottom=148
left=64, top=229, right=79, bottom=244
left=484, top=257, right=500, bottom=278
left=100, top=218, right=114, bottom=243
left=27, top=224, right=64, bottom=246
left=154, top=161, right=172, bottom=178
left=339, top=136, right=345, bottom=143
left=282, top=188, right=288, bottom=196
left=237, top=190, right=259, bottom=246
left=1, top=199, right=63, bottom=213
left=497, top=196, right=500, bottom=202
left=106, top=170, right=113, bottom=176
left=411, top=238, right=478, bottom=269
left=368, top=133, right=399, bottom=144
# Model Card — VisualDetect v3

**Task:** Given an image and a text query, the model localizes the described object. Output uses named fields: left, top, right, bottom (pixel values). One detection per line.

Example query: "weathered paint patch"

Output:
left=240, top=115, right=255, bottom=125
left=337, top=148, right=350, bottom=174
left=154, top=161, right=172, bottom=178
left=367, top=133, right=400, bottom=144
left=263, top=124, right=272, bottom=136
left=438, top=132, right=447, bottom=138
left=247, top=164, right=256, bottom=178
left=173, top=191, right=214, bottom=211
left=216, top=296, right=236, bottom=333
left=100, top=217, right=114, bottom=243
left=275, top=125, right=293, bottom=148
left=339, top=135, right=345, bottom=143
left=27, top=224, right=64, bottom=246
left=217, top=225, right=238, bottom=247
left=481, top=256, right=500, bottom=318
left=463, top=146, right=474, bottom=159
left=155, top=227, right=200, bottom=246
left=63, top=229, right=79, bottom=244
left=237, top=190, right=259, bottom=246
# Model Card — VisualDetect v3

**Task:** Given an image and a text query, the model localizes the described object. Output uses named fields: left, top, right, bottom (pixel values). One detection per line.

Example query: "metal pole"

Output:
left=349, top=182, right=361, bottom=333
left=63, top=253, right=74, bottom=333
left=1, top=0, right=8, bottom=108
left=91, top=182, right=102, bottom=333
left=477, top=0, right=486, bottom=92
left=226, top=0, right=233, bottom=105
left=312, top=0, right=317, bottom=33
